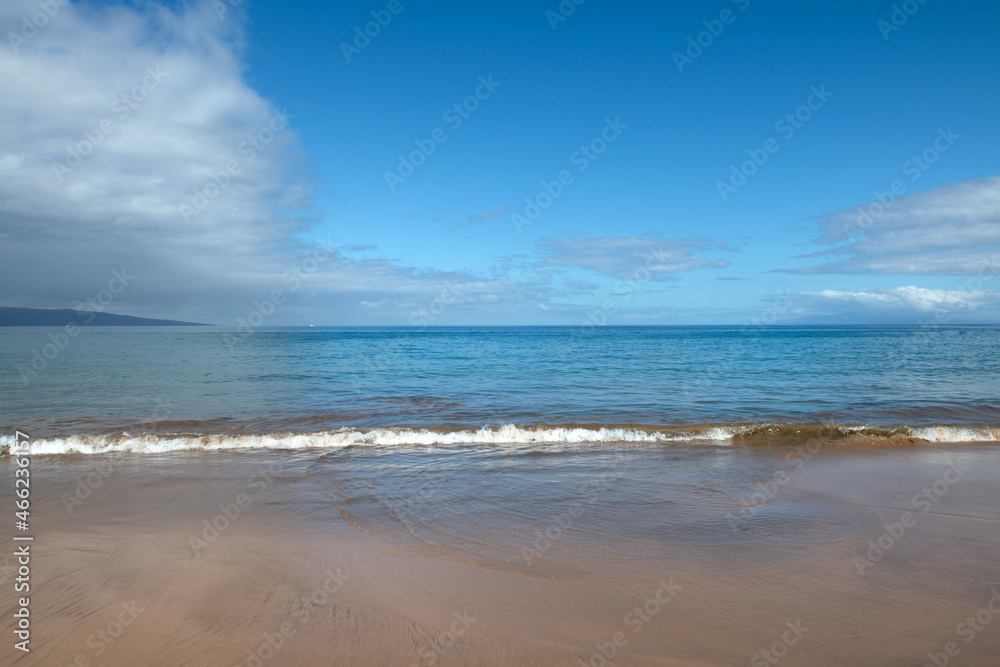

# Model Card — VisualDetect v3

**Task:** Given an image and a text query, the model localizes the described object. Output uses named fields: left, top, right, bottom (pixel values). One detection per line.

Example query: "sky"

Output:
left=1, top=0, right=999, bottom=326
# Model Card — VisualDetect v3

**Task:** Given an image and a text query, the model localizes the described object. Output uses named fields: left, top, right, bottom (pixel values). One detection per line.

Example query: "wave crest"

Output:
left=1, top=422, right=998, bottom=456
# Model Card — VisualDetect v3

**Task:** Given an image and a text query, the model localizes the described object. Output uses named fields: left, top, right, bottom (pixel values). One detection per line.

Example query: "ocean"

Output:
left=4, top=325, right=1000, bottom=665
left=1, top=325, right=998, bottom=453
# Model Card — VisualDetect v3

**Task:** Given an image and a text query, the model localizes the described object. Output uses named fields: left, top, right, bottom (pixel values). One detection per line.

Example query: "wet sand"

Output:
left=2, top=443, right=1000, bottom=665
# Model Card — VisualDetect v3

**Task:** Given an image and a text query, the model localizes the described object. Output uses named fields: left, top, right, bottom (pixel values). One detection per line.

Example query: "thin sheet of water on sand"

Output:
left=2, top=442, right=999, bottom=665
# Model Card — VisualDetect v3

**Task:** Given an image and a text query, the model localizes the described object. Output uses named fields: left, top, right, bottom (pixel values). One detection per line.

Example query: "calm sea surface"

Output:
left=1, top=325, right=998, bottom=451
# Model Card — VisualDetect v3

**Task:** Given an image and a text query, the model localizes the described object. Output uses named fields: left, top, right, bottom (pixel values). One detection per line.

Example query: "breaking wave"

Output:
left=2, top=422, right=998, bottom=456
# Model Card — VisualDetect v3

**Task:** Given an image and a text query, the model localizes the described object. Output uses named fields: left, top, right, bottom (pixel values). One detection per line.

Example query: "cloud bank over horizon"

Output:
left=0, top=1, right=736, bottom=325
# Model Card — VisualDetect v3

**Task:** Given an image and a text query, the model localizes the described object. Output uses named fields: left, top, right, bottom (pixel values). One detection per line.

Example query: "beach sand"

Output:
left=3, top=443, right=999, bottom=666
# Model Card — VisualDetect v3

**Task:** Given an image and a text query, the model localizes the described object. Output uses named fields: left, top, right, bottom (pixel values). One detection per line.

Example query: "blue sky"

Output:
left=2, top=0, right=999, bottom=324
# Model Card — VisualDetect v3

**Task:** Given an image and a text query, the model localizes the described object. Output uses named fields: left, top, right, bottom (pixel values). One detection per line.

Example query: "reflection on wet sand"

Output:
left=2, top=442, right=999, bottom=665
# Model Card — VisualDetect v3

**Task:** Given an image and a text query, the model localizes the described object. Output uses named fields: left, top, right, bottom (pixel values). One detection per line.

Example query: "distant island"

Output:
left=0, top=307, right=210, bottom=327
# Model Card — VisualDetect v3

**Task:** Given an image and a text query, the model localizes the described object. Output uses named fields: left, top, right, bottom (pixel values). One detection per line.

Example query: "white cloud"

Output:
left=537, top=236, right=731, bottom=280
left=796, top=177, right=1000, bottom=275
left=0, top=1, right=548, bottom=324
left=0, top=0, right=318, bottom=315
left=787, top=286, right=1000, bottom=322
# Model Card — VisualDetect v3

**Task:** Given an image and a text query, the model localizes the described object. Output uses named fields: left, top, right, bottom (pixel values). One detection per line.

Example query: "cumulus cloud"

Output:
left=0, top=1, right=548, bottom=324
left=537, top=236, right=731, bottom=280
left=795, top=177, right=1000, bottom=275
left=0, top=0, right=321, bottom=316
left=787, top=285, right=1000, bottom=322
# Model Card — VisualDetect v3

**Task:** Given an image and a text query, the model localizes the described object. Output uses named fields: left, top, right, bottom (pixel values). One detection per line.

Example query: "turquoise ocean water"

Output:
left=1, top=325, right=998, bottom=453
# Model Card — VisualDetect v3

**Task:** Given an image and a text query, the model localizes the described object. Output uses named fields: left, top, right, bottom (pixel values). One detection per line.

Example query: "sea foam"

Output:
left=1, top=422, right=998, bottom=456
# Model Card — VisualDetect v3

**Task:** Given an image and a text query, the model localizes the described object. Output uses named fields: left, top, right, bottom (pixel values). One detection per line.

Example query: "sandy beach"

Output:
left=3, top=441, right=999, bottom=666
left=5, top=0, right=1000, bottom=663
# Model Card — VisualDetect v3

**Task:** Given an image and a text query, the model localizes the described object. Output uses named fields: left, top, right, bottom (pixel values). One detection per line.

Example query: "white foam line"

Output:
left=0, top=425, right=731, bottom=455
left=911, top=426, right=1000, bottom=442
left=2, top=424, right=996, bottom=455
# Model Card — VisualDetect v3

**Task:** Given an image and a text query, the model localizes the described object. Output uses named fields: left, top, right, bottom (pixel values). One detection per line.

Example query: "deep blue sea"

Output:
left=1, top=325, right=998, bottom=453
